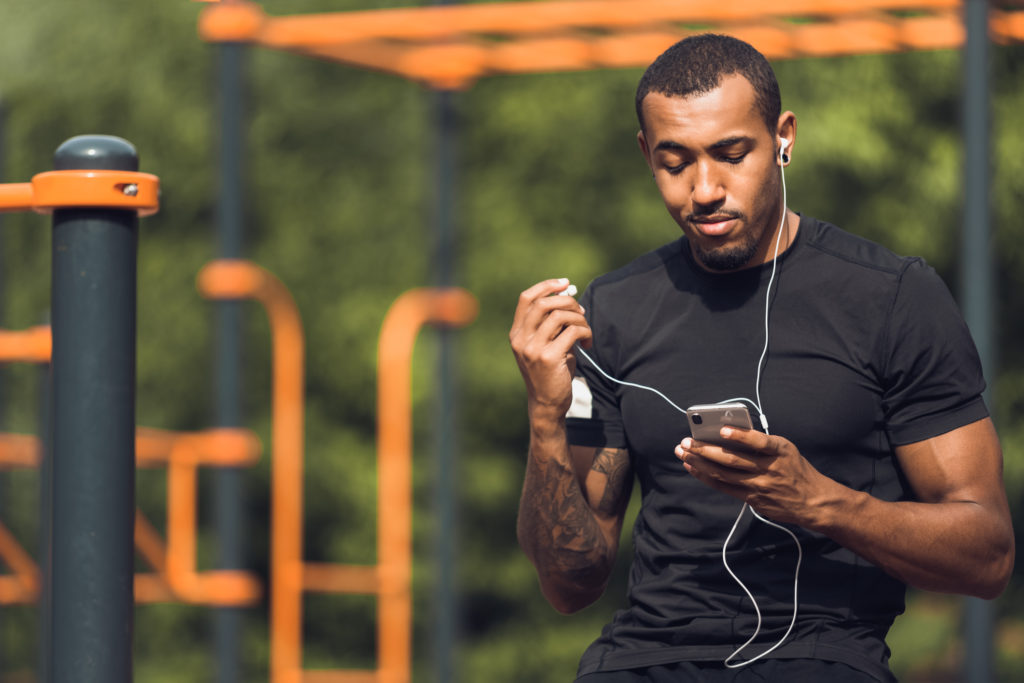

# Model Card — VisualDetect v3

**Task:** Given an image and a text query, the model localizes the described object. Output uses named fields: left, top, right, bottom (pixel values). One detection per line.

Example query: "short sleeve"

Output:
left=565, top=285, right=629, bottom=449
left=882, top=259, right=988, bottom=445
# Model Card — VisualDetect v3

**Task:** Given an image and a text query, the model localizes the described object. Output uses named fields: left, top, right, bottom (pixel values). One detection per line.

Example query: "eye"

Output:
left=720, top=153, right=747, bottom=165
left=664, top=161, right=690, bottom=175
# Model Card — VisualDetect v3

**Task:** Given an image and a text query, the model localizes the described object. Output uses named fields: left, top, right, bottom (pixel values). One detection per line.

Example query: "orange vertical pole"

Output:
left=376, top=288, right=477, bottom=683
left=197, top=260, right=305, bottom=683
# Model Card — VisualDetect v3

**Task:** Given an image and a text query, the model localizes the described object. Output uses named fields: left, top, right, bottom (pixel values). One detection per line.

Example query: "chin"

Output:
left=696, top=248, right=757, bottom=271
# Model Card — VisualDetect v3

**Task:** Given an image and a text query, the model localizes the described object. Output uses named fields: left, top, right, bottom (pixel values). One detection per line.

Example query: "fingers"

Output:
left=510, top=278, right=590, bottom=355
left=675, top=437, right=759, bottom=474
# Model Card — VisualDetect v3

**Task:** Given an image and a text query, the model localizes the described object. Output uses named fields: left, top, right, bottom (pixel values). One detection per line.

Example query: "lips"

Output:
left=690, top=215, right=738, bottom=237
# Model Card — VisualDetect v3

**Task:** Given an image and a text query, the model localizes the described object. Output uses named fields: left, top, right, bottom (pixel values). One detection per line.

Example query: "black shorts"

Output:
left=576, top=658, right=881, bottom=682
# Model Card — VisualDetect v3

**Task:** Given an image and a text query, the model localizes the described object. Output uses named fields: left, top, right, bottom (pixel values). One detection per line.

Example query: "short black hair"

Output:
left=635, top=34, right=781, bottom=134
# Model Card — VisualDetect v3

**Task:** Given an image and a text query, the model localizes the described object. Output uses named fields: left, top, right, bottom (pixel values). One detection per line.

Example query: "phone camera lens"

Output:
left=692, top=414, right=703, bottom=425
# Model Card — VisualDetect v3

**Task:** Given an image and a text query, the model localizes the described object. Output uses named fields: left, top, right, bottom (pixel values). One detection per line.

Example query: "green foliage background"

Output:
left=0, top=1, right=1022, bottom=681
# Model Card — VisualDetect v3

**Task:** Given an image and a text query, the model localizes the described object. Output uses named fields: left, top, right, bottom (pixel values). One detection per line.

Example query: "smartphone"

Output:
left=685, top=403, right=753, bottom=445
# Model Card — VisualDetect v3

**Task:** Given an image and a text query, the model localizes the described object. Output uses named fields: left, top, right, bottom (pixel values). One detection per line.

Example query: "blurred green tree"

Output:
left=0, top=2, right=1021, bottom=682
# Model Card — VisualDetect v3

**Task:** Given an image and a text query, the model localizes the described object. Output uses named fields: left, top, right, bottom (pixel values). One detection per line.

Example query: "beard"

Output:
left=691, top=225, right=760, bottom=271
left=687, top=174, right=782, bottom=271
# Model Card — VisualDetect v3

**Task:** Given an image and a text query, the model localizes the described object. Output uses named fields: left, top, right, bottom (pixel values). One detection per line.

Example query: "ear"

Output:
left=775, top=111, right=796, bottom=166
left=637, top=129, right=654, bottom=174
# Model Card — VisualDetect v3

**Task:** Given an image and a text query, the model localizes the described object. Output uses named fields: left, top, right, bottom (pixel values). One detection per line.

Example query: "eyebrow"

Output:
left=653, top=135, right=755, bottom=153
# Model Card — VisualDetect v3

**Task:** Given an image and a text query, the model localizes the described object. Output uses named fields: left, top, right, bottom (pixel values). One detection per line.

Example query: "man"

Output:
left=509, top=34, right=1013, bottom=682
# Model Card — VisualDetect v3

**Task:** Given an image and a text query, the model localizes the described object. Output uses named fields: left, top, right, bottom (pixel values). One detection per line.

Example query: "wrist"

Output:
left=528, top=400, right=568, bottom=434
left=807, top=481, right=869, bottom=534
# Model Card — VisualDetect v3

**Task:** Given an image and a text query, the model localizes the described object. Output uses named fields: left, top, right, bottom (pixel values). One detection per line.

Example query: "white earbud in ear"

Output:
left=778, top=137, right=791, bottom=164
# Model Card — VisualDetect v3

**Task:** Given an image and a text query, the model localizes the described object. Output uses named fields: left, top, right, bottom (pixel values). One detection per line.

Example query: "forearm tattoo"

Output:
left=591, top=447, right=632, bottom=518
left=519, top=447, right=631, bottom=586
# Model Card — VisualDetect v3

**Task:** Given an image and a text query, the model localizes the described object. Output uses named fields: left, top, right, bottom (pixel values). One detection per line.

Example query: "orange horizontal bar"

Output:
left=196, top=258, right=267, bottom=301
left=0, top=433, right=42, bottom=469
left=200, top=0, right=962, bottom=46
left=0, top=576, right=35, bottom=604
left=993, top=9, right=1024, bottom=42
left=312, top=12, right=974, bottom=86
left=302, top=671, right=378, bottom=683
left=199, top=1, right=1024, bottom=88
left=0, top=171, right=159, bottom=216
left=303, top=563, right=378, bottom=594
left=0, top=325, right=52, bottom=363
left=31, top=170, right=160, bottom=216
left=0, top=183, right=33, bottom=213
left=168, top=570, right=263, bottom=606
left=135, top=573, right=176, bottom=603
left=136, top=427, right=262, bottom=467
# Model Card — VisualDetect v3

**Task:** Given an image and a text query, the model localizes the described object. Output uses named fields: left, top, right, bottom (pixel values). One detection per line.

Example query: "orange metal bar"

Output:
left=200, top=0, right=963, bottom=45
left=0, top=431, right=44, bottom=604
left=165, top=435, right=263, bottom=605
left=0, top=424, right=263, bottom=605
left=376, top=288, right=477, bottom=683
left=0, top=170, right=159, bottom=216
left=136, top=427, right=263, bottom=605
left=0, top=325, right=52, bottom=364
left=0, top=521, right=40, bottom=604
left=197, top=259, right=305, bottom=683
left=0, top=183, right=33, bottom=213
left=0, top=433, right=42, bottom=469
left=302, top=563, right=378, bottom=595
left=198, top=0, right=1024, bottom=88
left=134, top=511, right=177, bottom=603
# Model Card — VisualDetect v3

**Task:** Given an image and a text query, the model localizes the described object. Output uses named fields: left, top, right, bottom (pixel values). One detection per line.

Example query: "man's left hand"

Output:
left=675, top=428, right=837, bottom=526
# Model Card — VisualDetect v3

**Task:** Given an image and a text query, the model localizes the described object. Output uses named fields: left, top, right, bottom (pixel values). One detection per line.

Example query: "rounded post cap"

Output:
left=54, top=135, right=138, bottom=172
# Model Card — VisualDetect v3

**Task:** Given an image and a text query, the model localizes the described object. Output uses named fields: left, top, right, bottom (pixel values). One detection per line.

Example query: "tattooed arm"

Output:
left=517, top=437, right=632, bottom=614
left=509, top=279, right=633, bottom=613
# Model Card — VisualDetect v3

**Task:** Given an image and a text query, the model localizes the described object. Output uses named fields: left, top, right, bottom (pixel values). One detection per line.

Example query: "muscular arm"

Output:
left=509, top=278, right=633, bottom=613
left=517, top=435, right=632, bottom=613
left=678, top=417, right=1014, bottom=598
left=813, top=418, right=1013, bottom=598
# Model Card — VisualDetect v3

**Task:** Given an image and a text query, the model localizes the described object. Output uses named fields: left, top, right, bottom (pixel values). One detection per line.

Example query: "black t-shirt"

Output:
left=566, top=215, right=988, bottom=681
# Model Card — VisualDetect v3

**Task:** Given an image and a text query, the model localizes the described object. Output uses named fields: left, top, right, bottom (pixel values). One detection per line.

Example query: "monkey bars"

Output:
left=199, top=258, right=478, bottom=683
left=0, top=320, right=263, bottom=610
left=199, top=0, right=1024, bottom=88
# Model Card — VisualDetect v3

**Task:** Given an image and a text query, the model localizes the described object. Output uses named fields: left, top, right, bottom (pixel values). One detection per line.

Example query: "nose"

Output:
left=692, top=159, right=725, bottom=207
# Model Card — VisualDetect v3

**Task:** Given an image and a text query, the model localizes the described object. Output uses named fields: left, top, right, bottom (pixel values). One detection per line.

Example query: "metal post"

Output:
left=38, top=352, right=53, bottom=683
left=0, top=94, right=6, bottom=679
left=214, top=39, right=246, bottom=683
left=49, top=135, right=139, bottom=683
left=961, top=1, right=996, bottom=682
left=433, top=85, right=459, bottom=683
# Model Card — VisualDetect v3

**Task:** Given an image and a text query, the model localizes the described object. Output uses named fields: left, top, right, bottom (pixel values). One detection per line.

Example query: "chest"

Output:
left=607, top=285, right=889, bottom=486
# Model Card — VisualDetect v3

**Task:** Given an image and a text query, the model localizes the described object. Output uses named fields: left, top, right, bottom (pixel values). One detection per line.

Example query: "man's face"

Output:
left=638, top=74, right=787, bottom=272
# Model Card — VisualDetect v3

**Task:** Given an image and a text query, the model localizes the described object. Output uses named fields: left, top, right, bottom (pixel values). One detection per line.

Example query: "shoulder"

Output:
left=800, top=217, right=919, bottom=279
left=583, top=239, right=686, bottom=301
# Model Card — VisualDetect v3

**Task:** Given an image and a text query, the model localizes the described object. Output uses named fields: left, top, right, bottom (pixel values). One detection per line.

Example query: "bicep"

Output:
left=895, top=417, right=1008, bottom=509
left=570, top=445, right=633, bottom=523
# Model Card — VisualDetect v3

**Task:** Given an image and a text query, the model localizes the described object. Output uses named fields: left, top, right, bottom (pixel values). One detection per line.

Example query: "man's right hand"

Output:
left=509, top=278, right=592, bottom=422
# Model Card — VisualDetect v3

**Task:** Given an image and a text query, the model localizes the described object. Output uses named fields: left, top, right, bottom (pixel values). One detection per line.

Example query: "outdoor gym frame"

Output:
left=196, top=1, right=1019, bottom=683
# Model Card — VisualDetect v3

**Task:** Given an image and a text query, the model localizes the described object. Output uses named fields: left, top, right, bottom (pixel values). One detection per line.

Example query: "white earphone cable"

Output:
left=571, top=142, right=800, bottom=667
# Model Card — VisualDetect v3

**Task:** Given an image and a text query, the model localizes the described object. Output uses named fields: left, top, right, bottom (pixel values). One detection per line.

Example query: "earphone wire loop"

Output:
left=569, top=142, right=800, bottom=669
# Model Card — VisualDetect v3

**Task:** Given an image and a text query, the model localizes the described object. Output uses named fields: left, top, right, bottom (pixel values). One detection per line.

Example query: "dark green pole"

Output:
left=433, top=7, right=459, bottom=683
left=961, top=2, right=996, bottom=682
left=50, top=135, right=138, bottom=683
left=433, top=85, right=459, bottom=683
left=214, top=40, right=246, bottom=683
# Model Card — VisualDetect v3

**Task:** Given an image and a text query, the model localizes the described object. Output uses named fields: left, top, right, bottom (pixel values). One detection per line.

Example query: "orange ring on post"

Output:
left=30, top=170, right=160, bottom=216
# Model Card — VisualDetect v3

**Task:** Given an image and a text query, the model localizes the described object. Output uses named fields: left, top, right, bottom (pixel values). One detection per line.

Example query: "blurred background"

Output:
left=0, top=0, right=1022, bottom=681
